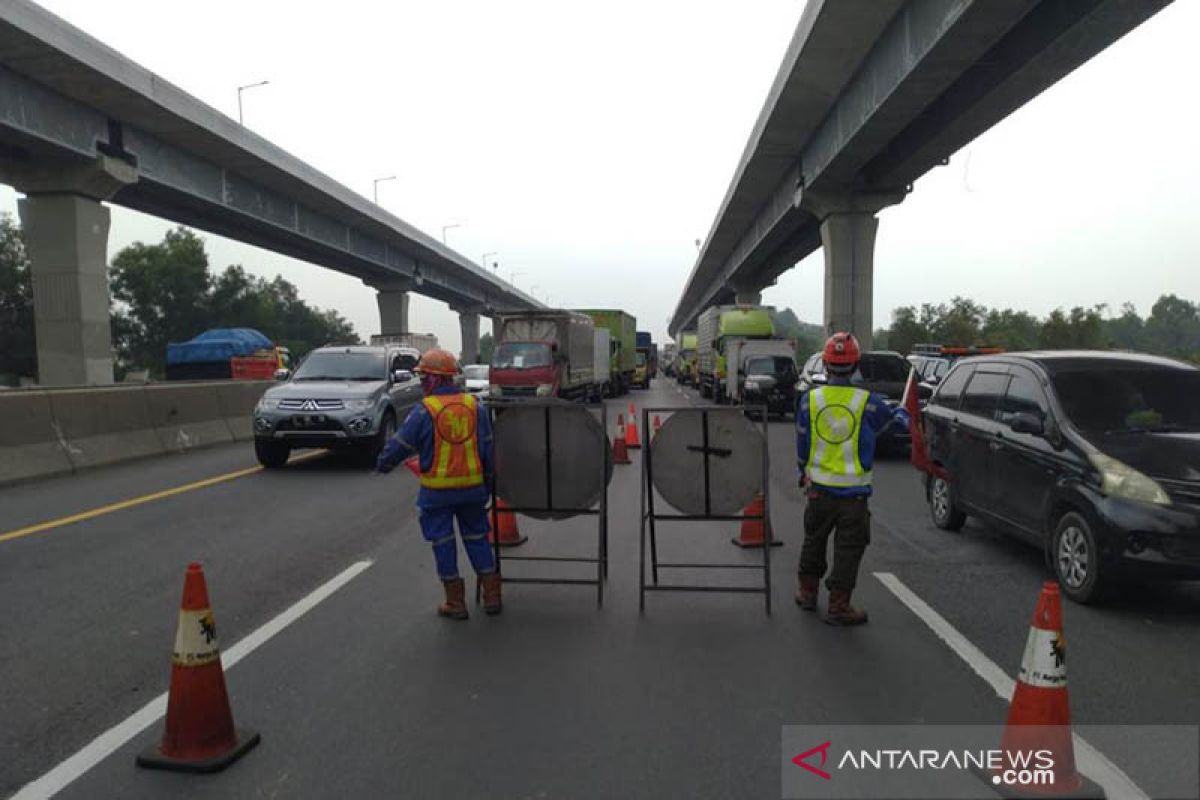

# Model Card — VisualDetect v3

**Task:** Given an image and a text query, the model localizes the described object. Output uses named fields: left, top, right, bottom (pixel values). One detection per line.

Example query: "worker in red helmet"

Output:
left=376, top=348, right=501, bottom=620
left=794, top=332, right=909, bottom=625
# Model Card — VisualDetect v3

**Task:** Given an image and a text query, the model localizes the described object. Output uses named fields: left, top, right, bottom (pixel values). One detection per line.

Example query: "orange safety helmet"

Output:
left=415, top=348, right=460, bottom=377
left=822, top=332, right=861, bottom=368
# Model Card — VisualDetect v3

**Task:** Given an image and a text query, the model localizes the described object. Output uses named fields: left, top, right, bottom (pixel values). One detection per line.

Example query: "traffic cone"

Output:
left=989, top=582, right=1101, bottom=798
left=731, top=493, right=783, bottom=548
left=625, top=411, right=641, bottom=450
left=652, top=415, right=662, bottom=439
left=137, top=563, right=259, bottom=773
left=612, top=415, right=631, bottom=465
left=489, top=498, right=527, bottom=547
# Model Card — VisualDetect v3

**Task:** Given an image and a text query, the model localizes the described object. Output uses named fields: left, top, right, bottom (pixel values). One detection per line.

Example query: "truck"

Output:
left=696, top=305, right=797, bottom=407
left=489, top=310, right=598, bottom=401
left=661, top=342, right=678, bottom=378
left=593, top=328, right=612, bottom=398
left=166, top=328, right=291, bottom=381
left=676, top=331, right=698, bottom=386
left=575, top=309, right=636, bottom=395
left=368, top=333, right=439, bottom=353
left=634, top=331, right=657, bottom=389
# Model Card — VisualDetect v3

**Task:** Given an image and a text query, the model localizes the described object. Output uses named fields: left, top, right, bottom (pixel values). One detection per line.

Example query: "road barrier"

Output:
left=0, top=380, right=273, bottom=485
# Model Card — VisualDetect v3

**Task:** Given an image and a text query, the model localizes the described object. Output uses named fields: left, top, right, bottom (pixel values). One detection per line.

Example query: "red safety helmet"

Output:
left=822, top=332, right=861, bottom=368
left=416, top=348, right=460, bottom=377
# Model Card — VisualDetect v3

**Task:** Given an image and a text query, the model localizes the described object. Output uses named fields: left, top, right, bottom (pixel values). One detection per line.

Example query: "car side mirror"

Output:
left=917, top=384, right=933, bottom=401
left=393, top=369, right=414, bottom=383
left=1009, top=412, right=1044, bottom=436
left=273, top=368, right=290, bottom=381
left=811, top=373, right=829, bottom=385
left=926, top=374, right=941, bottom=385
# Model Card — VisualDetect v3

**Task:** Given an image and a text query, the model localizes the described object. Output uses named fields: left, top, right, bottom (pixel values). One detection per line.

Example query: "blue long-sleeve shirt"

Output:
left=796, top=380, right=910, bottom=497
left=377, top=387, right=494, bottom=509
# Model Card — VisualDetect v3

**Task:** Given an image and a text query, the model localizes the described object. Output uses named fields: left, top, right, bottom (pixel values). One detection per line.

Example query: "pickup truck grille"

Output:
left=278, top=398, right=345, bottom=411
left=502, top=386, right=537, bottom=398
left=1156, top=477, right=1200, bottom=506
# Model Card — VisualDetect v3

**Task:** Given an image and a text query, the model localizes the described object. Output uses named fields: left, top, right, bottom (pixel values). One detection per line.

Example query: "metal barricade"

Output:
left=639, top=405, right=773, bottom=615
left=487, top=399, right=611, bottom=607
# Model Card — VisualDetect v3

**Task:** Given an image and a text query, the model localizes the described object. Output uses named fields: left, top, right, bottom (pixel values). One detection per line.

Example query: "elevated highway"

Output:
left=669, top=0, right=1172, bottom=344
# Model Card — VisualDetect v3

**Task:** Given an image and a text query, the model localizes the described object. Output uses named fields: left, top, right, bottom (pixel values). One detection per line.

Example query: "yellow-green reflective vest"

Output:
left=806, top=385, right=872, bottom=489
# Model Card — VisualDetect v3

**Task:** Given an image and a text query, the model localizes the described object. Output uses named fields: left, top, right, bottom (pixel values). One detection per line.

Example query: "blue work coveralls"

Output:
left=377, top=387, right=497, bottom=581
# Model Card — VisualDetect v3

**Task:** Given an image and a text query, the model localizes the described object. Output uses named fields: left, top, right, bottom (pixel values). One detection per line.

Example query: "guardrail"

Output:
left=0, top=380, right=273, bottom=485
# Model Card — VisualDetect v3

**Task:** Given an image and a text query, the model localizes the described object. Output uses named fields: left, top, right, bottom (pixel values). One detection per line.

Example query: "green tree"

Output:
left=1144, top=294, right=1200, bottom=360
left=1038, top=306, right=1107, bottom=349
left=886, top=306, right=930, bottom=355
left=478, top=331, right=495, bottom=364
left=931, top=296, right=986, bottom=345
left=110, top=227, right=212, bottom=374
left=1103, top=302, right=1145, bottom=351
left=0, top=213, right=36, bottom=383
left=981, top=308, right=1040, bottom=350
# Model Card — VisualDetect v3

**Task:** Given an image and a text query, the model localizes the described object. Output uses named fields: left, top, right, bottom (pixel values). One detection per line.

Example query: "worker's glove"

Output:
left=376, top=459, right=394, bottom=475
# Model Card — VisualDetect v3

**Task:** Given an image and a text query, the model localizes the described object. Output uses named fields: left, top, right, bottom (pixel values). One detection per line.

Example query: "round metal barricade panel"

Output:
left=494, top=403, right=612, bottom=520
left=650, top=408, right=764, bottom=515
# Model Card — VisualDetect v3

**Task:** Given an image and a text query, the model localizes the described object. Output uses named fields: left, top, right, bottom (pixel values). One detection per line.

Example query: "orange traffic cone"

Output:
left=990, top=582, right=1099, bottom=798
left=652, top=415, right=662, bottom=439
left=489, top=498, right=527, bottom=547
left=732, top=493, right=782, bottom=548
left=612, top=414, right=631, bottom=465
left=625, top=410, right=641, bottom=450
left=137, top=563, right=259, bottom=773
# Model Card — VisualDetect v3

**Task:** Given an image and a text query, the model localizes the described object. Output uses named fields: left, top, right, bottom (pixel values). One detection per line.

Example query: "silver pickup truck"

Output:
left=252, top=344, right=423, bottom=467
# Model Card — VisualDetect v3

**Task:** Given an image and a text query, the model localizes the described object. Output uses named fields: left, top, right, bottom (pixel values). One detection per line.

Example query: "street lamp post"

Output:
left=373, top=175, right=397, bottom=204
left=237, top=80, right=270, bottom=125
left=482, top=251, right=498, bottom=271
left=510, top=271, right=524, bottom=287
left=441, top=223, right=461, bottom=244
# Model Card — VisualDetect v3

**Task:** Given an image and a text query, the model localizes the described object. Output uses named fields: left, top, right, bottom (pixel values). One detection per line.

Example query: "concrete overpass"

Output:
left=0, top=0, right=541, bottom=385
left=669, top=0, right=1172, bottom=344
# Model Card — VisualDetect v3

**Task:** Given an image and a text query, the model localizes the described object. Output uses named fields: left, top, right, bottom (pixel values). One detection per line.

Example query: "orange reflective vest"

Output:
left=420, top=393, right=484, bottom=490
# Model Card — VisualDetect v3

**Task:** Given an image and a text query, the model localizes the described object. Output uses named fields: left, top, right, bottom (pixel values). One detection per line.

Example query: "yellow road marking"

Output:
left=0, top=451, right=325, bottom=544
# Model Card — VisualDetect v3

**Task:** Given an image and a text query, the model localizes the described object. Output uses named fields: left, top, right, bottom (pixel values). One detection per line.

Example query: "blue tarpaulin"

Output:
left=166, top=328, right=273, bottom=365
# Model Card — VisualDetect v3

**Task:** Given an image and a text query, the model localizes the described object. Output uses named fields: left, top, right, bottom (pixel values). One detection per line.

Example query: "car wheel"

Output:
left=255, top=438, right=290, bottom=468
left=1053, top=511, right=1106, bottom=604
left=369, top=411, right=397, bottom=462
left=929, top=474, right=966, bottom=531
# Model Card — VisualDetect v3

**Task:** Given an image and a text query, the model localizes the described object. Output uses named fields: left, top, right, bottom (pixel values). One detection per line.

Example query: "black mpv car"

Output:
left=923, top=351, right=1200, bottom=603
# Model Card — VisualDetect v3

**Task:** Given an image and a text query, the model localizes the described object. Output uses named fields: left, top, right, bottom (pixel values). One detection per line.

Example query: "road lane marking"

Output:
left=0, top=452, right=324, bottom=544
left=12, top=559, right=374, bottom=800
left=874, top=571, right=1149, bottom=800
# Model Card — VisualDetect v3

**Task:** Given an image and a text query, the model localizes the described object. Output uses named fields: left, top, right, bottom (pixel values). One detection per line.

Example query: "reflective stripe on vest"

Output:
left=420, top=393, right=484, bottom=489
left=806, top=385, right=872, bottom=488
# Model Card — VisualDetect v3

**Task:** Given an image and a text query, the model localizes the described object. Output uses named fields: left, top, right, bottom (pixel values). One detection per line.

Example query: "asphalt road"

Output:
left=2, top=379, right=1198, bottom=799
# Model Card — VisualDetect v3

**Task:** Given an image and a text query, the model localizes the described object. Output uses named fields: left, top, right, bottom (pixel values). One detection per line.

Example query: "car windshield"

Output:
left=745, top=356, right=796, bottom=378
left=1052, top=365, right=1200, bottom=433
left=493, top=342, right=552, bottom=369
left=291, top=350, right=385, bottom=381
left=857, top=354, right=909, bottom=382
left=636, top=352, right=647, bottom=367
left=463, top=365, right=489, bottom=380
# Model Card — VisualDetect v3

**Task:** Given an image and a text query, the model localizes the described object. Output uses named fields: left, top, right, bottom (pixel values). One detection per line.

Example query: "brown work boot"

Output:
left=825, top=590, right=868, bottom=626
left=437, top=578, right=469, bottom=620
left=794, top=575, right=819, bottom=611
left=480, top=572, right=503, bottom=615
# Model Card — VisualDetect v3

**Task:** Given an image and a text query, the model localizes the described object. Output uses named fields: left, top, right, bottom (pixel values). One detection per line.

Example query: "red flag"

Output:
left=903, top=367, right=945, bottom=479
left=403, top=455, right=421, bottom=477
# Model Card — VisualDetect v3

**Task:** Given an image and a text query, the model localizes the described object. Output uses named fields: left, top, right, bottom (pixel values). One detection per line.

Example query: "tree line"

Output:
left=874, top=295, right=1200, bottom=362
left=0, top=215, right=359, bottom=383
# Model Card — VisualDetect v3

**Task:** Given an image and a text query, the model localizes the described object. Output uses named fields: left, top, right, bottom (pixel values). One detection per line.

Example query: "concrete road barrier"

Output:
left=45, top=385, right=164, bottom=471
left=0, top=390, right=74, bottom=483
left=215, top=380, right=272, bottom=441
left=144, top=382, right=235, bottom=452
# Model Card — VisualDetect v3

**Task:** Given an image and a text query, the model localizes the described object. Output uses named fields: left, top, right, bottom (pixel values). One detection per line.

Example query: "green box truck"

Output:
left=575, top=309, right=636, bottom=395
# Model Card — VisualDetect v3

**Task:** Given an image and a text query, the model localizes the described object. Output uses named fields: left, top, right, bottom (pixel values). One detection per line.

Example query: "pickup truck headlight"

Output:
left=489, top=384, right=502, bottom=397
left=744, top=380, right=759, bottom=392
left=255, top=397, right=279, bottom=411
left=1089, top=453, right=1170, bottom=505
left=344, top=398, right=374, bottom=411
left=536, top=384, right=554, bottom=397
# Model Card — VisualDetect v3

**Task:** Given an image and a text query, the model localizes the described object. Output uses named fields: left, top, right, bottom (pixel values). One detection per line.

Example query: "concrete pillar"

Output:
left=733, top=289, right=762, bottom=305
left=458, top=311, right=481, bottom=364
left=6, top=156, right=138, bottom=386
left=376, top=288, right=410, bottom=335
left=818, top=212, right=878, bottom=349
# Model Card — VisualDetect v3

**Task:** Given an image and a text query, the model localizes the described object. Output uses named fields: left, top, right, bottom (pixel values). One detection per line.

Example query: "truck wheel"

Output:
left=255, top=438, right=290, bottom=468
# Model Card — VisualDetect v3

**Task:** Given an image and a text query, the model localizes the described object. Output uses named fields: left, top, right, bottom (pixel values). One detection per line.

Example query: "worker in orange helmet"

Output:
left=376, top=348, right=501, bottom=619
left=795, top=332, right=909, bottom=625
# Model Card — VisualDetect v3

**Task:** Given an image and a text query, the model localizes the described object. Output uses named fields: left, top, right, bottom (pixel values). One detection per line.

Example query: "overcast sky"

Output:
left=3, top=0, right=1198, bottom=353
